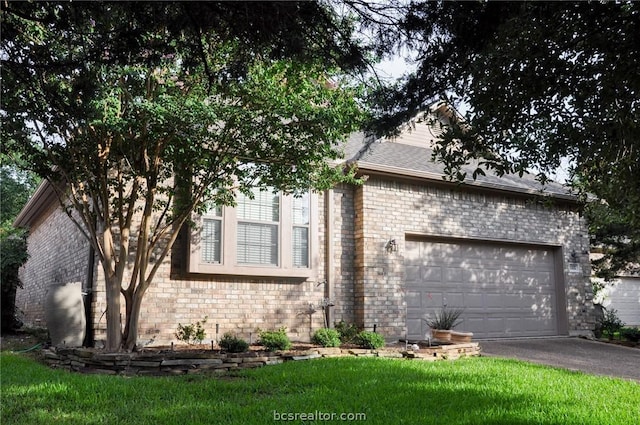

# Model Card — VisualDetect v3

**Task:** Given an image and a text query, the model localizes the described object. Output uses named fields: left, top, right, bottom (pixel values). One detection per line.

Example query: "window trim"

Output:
left=188, top=191, right=318, bottom=278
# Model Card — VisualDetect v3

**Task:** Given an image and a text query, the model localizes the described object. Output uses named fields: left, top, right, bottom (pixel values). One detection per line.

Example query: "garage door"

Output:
left=602, top=277, right=640, bottom=326
left=405, top=239, right=560, bottom=339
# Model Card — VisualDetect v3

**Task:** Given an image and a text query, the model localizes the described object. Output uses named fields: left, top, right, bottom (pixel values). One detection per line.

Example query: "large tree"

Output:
left=1, top=1, right=368, bottom=351
left=376, top=1, right=640, bottom=277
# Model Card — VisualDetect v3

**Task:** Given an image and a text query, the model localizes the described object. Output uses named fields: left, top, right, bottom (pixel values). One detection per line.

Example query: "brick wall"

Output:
left=18, top=175, right=594, bottom=348
left=353, top=177, right=594, bottom=338
left=16, top=203, right=92, bottom=329
left=91, top=194, right=332, bottom=347
left=330, top=185, right=356, bottom=325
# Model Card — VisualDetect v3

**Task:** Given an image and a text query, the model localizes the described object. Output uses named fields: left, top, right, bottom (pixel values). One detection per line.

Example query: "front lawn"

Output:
left=1, top=353, right=638, bottom=425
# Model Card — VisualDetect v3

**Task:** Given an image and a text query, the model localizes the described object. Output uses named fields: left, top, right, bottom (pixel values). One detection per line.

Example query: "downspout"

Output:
left=324, top=189, right=335, bottom=328
left=82, top=223, right=96, bottom=347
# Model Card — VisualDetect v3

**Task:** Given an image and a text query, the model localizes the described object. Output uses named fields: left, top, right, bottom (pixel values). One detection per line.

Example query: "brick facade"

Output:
left=15, top=202, right=93, bottom=329
left=17, top=175, right=594, bottom=347
left=352, top=177, right=594, bottom=338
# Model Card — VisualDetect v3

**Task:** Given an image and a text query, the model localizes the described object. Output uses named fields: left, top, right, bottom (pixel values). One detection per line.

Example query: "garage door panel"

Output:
left=405, top=290, right=422, bottom=308
left=462, top=293, right=485, bottom=308
left=406, top=318, right=424, bottom=338
left=405, top=266, right=422, bottom=287
left=405, top=240, right=559, bottom=339
left=421, top=266, right=442, bottom=282
left=443, top=268, right=463, bottom=283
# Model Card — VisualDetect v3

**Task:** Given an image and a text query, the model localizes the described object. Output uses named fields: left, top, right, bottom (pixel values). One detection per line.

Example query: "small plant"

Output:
left=258, top=327, right=292, bottom=351
left=219, top=332, right=249, bottom=353
left=334, top=320, right=359, bottom=344
left=621, top=327, right=640, bottom=343
left=425, top=307, right=464, bottom=330
left=175, top=316, right=208, bottom=345
left=598, top=308, right=625, bottom=340
left=355, top=330, right=385, bottom=349
left=312, top=328, right=341, bottom=347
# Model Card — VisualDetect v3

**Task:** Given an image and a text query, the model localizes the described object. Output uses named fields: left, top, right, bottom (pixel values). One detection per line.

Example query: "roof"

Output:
left=344, top=119, right=576, bottom=201
left=13, top=179, right=58, bottom=228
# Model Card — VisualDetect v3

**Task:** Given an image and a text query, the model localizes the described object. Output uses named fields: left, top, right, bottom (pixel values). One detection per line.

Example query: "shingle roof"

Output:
left=344, top=130, right=575, bottom=200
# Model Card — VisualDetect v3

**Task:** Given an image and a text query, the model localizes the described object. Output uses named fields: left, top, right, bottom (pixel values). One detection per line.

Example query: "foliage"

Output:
left=175, top=317, right=207, bottom=346
left=355, top=331, right=385, bottom=349
left=591, top=279, right=606, bottom=303
left=424, top=307, right=464, bottom=330
left=1, top=2, right=368, bottom=351
left=258, top=327, right=292, bottom=351
left=620, top=327, right=640, bottom=343
left=0, top=229, right=29, bottom=333
left=334, top=320, right=360, bottom=344
left=0, top=165, right=40, bottom=227
left=311, top=328, right=341, bottom=347
left=377, top=2, right=640, bottom=275
left=218, top=332, right=249, bottom=353
left=587, top=200, right=640, bottom=279
left=598, top=309, right=625, bottom=340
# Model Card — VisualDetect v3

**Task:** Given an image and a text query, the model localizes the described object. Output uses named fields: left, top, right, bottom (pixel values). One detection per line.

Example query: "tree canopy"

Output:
left=1, top=1, right=369, bottom=351
left=376, top=1, right=640, bottom=277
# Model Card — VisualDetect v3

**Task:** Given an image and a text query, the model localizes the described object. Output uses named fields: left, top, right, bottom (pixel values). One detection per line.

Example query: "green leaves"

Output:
left=382, top=2, right=640, bottom=275
left=1, top=2, right=368, bottom=350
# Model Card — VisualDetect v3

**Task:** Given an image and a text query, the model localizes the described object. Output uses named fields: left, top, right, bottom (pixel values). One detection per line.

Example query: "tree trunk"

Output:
left=104, top=275, right=122, bottom=351
left=123, top=290, right=145, bottom=351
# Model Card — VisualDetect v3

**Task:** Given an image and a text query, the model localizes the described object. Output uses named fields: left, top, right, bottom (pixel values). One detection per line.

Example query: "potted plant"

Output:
left=424, top=307, right=465, bottom=342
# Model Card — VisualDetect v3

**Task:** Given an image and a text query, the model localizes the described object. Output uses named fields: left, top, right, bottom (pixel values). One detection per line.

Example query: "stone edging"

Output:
left=42, top=343, right=480, bottom=376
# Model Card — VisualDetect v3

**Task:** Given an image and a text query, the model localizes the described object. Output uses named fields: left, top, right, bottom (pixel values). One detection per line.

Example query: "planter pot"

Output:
left=431, top=329, right=452, bottom=342
left=450, top=331, right=473, bottom=344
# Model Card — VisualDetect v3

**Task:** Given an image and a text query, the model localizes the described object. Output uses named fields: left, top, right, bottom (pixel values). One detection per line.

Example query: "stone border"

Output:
left=42, top=343, right=480, bottom=376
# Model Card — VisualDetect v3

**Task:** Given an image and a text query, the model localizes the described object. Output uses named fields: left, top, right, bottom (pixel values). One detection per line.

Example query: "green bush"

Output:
left=312, top=328, right=341, bottom=347
left=355, top=330, right=385, bottom=349
left=621, top=327, right=640, bottom=343
left=598, top=308, right=625, bottom=340
left=219, top=332, right=249, bottom=353
left=175, top=316, right=207, bottom=345
left=334, top=320, right=359, bottom=344
left=1, top=230, right=28, bottom=333
left=258, top=327, right=292, bottom=351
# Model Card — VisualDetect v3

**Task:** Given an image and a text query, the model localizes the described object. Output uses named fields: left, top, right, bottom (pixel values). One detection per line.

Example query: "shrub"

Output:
left=334, top=320, right=359, bottom=344
left=425, top=307, right=464, bottom=330
left=1, top=230, right=28, bottom=333
left=219, top=332, right=249, bottom=353
left=175, top=316, right=207, bottom=345
left=621, top=327, right=640, bottom=343
left=598, top=308, right=624, bottom=340
left=312, top=328, right=341, bottom=347
left=258, top=327, right=292, bottom=351
left=355, top=330, right=385, bottom=349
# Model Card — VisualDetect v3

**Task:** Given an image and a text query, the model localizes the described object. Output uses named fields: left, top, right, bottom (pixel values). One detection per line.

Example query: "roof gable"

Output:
left=345, top=107, right=575, bottom=201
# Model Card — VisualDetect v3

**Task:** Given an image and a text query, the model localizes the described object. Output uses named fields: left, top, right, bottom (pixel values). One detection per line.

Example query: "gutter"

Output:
left=324, top=189, right=335, bottom=328
left=13, top=179, right=58, bottom=228
left=82, top=241, right=96, bottom=347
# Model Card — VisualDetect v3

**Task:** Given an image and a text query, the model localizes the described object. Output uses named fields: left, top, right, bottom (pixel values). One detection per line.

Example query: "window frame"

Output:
left=188, top=190, right=318, bottom=278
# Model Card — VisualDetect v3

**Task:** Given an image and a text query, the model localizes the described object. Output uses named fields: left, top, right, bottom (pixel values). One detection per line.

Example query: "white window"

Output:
left=201, top=205, right=222, bottom=264
left=237, top=189, right=280, bottom=266
left=190, top=188, right=316, bottom=278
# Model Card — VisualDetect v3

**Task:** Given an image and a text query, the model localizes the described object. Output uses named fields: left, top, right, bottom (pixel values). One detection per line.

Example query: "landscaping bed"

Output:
left=41, top=341, right=480, bottom=376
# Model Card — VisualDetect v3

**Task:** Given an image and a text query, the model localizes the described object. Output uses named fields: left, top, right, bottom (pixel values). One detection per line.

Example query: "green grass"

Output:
left=1, top=353, right=638, bottom=425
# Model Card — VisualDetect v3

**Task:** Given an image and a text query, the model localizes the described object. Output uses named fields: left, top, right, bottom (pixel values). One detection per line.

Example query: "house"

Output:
left=14, top=110, right=596, bottom=347
left=593, top=275, right=640, bottom=327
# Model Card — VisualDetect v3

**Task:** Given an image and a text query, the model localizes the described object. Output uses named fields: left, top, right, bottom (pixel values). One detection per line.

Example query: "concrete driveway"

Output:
left=479, top=337, right=640, bottom=382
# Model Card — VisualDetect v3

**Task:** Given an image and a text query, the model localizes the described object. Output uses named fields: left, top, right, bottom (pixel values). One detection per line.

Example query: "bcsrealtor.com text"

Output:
left=273, top=410, right=367, bottom=421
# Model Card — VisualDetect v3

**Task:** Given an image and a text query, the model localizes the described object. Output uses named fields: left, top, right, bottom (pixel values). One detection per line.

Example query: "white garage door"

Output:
left=603, top=277, right=640, bottom=326
left=405, top=239, right=560, bottom=339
